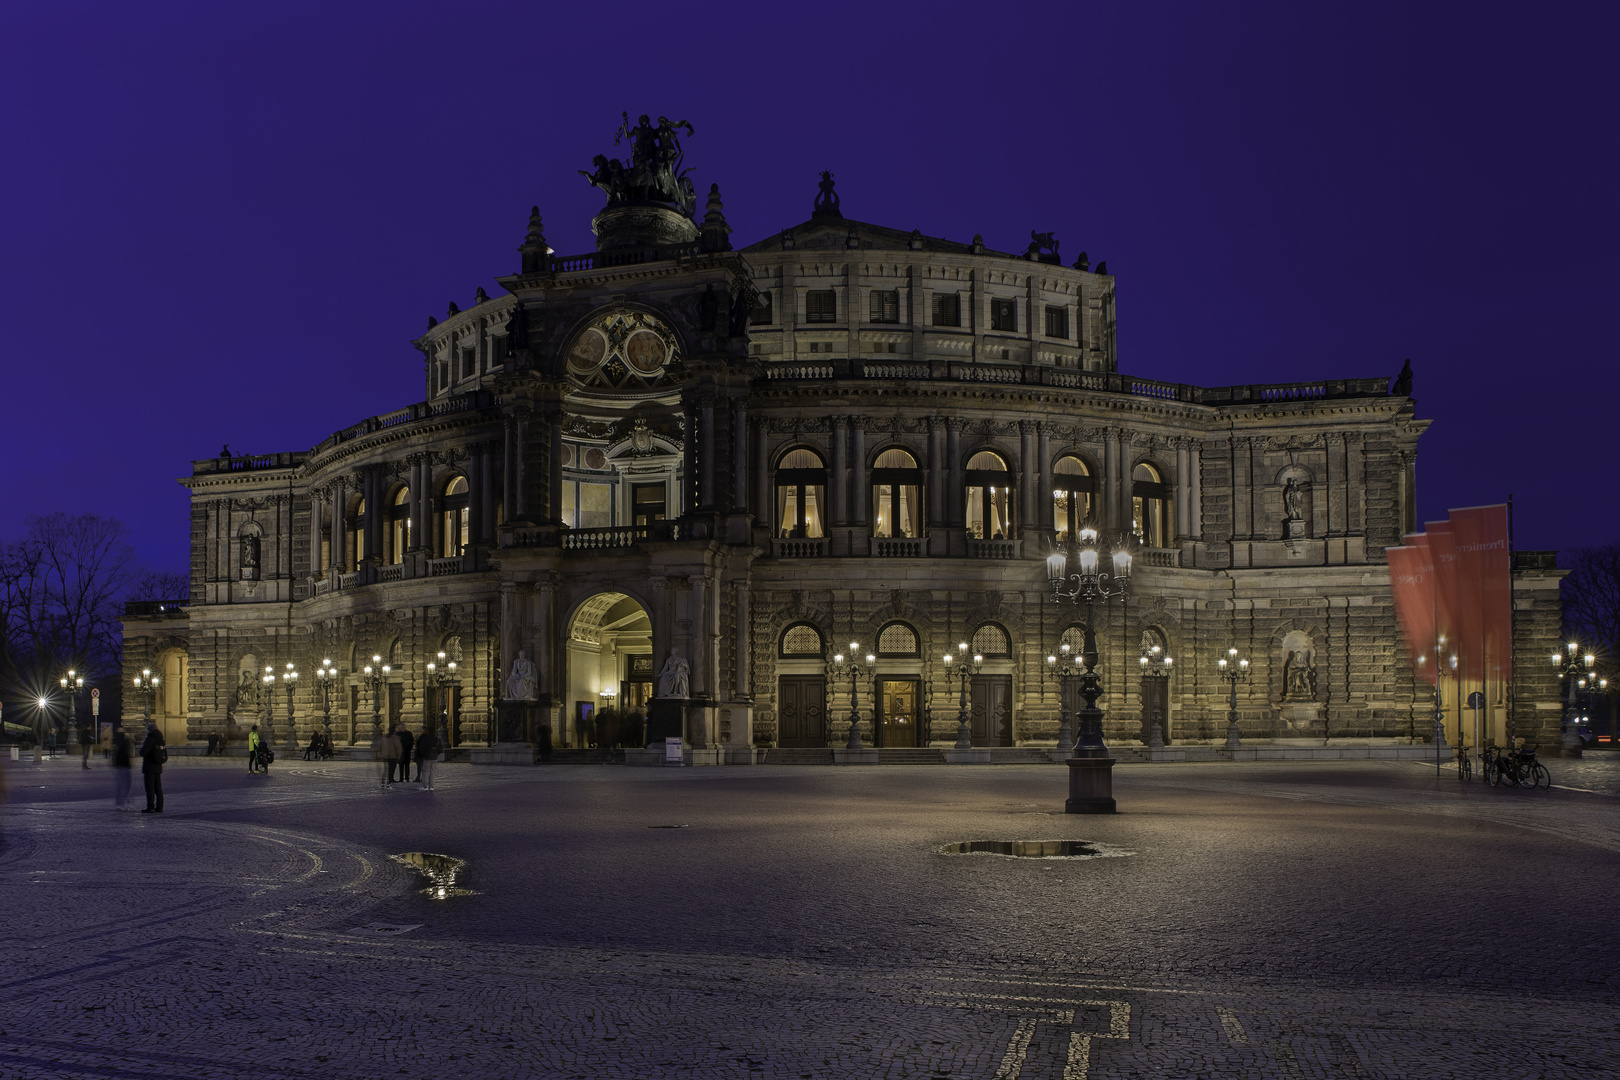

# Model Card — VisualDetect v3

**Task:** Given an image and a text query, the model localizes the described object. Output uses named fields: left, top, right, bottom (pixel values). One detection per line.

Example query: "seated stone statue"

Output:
left=656, top=653, right=690, bottom=699
left=505, top=651, right=539, bottom=701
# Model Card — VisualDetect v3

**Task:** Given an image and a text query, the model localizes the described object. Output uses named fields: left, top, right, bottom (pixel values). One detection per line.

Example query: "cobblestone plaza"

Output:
left=4, top=756, right=1616, bottom=1078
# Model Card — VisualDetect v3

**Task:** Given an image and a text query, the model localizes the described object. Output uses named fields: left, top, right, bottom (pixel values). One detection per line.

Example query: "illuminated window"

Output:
left=775, top=448, right=826, bottom=539
left=964, top=451, right=1011, bottom=540
left=871, top=448, right=921, bottom=539
left=780, top=623, right=825, bottom=657
left=1132, top=463, right=1173, bottom=548
left=1053, top=455, right=1094, bottom=541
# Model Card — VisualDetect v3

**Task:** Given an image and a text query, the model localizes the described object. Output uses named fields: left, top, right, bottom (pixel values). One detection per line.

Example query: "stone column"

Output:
left=418, top=455, right=436, bottom=556
left=850, top=420, right=867, bottom=526
left=503, top=415, right=519, bottom=521
left=536, top=575, right=556, bottom=702
left=732, top=402, right=749, bottom=513
left=734, top=582, right=751, bottom=700
left=467, top=445, right=484, bottom=546
left=1233, top=437, right=1253, bottom=540
left=829, top=416, right=848, bottom=527
left=365, top=469, right=383, bottom=562
left=649, top=576, right=671, bottom=676
left=1102, top=430, right=1119, bottom=532
left=308, top=489, right=323, bottom=577
left=687, top=575, right=708, bottom=699
left=499, top=581, right=518, bottom=698
left=1189, top=443, right=1203, bottom=539
left=927, top=417, right=945, bottom=529
left=1019, top=420, right=1037, bottom=533
left=547, top=410, right=563, bottom=524
left=1175, top=441, right=1190, bottom=540
left=331, top=480, right=347, bottom=573
left=406, top=454, right=423, bottom=551
left=480, top=442, right=497, bottom=540
left=1037, top=422, right=1052, bottom=531
left=682, top=400, right=699, bottom=516
left=700, top=398, right=716, bottom=511
left=946, top=417, right=964, bottom=525
left=753, top=420, right=770, bottom=525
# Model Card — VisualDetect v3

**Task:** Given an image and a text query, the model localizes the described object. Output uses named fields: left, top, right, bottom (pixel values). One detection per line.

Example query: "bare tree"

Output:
left=1561, top=542, right=1620, bottom=666
left=0, top=513, right=141, bottom=694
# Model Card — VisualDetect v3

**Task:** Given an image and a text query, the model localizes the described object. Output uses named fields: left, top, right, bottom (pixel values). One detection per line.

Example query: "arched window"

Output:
left=871, top=447, right=922, bottom=538
left=972, top=623, right=1010, bottom=657
left=388, top=487, right=411, bottom=563
left=1052, top=455, right=1094, bottom=541
left=1061, top=625, right=1086, bottom=653
left=1132, top=463, right=1172, bottom=548
left=775, top=448, right=826, bottom=539
left=440, top=476, right=470, bottom=557
left=877, top=621, right=919, bottom=657
left=964, top=451, right=1012, bottom=540
left=779, top=623, right=825, bottom=657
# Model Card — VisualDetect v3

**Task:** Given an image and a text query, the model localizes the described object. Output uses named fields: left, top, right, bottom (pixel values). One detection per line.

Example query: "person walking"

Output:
left=415, top=724, right=438, bottom=791
left=139, top=720, right=165, bottom=813
left=111, top=726, right=133, bottom=810
left=396, top=724, right=415, bottom=784
left=246, top=725, right=263, bottom=774
left=205, top=731, right=217, bottom=757
left=81, top=725, right=93, bottom=769
left=380, top=726, right=402, bottom=788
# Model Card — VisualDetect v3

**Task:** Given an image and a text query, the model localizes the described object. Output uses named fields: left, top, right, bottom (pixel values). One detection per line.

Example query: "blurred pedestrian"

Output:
left=538, top=722, right=552, bottom=763
left=206, top=731, right=218, bottom=756
left=381, top=726, right=402, bottom=788
left=111, top=726, right=133, bottom=810
left=81, top=725, right=92, bottom=769
left=415, top=724, right=438, bottom=790
left=396, top=724, right=415, bottom=784
left=139, top=720, right=165, bottom=813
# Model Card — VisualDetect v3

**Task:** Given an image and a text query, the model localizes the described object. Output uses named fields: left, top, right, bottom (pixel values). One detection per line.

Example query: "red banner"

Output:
left=1449, top=504, right=1513, bottom=680
left=1387, top=541, right=1437, bottom=684
left=1424, top=521, right=1460, bottom=674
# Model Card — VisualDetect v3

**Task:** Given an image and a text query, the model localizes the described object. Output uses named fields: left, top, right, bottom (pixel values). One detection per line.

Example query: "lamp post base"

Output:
left=1064, top=750, right=1116, bottom=814
left=1225, top=720, right=1242, bottom=751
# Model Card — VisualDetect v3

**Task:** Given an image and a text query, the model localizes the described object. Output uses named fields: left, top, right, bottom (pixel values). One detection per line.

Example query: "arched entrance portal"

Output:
left=565, top=592, right=652, bottom=750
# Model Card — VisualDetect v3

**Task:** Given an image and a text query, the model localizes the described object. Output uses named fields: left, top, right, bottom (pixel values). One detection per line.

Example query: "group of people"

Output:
left=303, top=730, right=336, bottom=760
left=376, top=722, right=439, bottom=790
left=107, top=720, right=168, bottom=812
left=203, top=731, right=229, bottom=755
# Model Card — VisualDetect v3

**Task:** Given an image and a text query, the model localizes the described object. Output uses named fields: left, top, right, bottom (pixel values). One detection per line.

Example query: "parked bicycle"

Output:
left=1483, top=743, right=1548, bottom=789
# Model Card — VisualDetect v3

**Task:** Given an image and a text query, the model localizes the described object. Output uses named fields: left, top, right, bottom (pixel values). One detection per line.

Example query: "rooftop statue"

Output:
left=579, top=112, right=698, bottom=217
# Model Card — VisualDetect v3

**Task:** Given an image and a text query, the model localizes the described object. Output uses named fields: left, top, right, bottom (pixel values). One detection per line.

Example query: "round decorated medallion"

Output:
left=561, top=444, right=573, bottom=466
left=566, top=328, right=608, bottom=373
left=623, top=330, right=666, bottom=375
left=584, top=448, right=608, bottom=470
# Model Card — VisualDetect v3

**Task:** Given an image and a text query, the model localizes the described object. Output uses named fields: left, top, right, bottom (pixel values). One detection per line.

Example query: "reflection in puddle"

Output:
left=389, top=852, right=479, bottom=898
left=938, top=840, right=1135, bottom=859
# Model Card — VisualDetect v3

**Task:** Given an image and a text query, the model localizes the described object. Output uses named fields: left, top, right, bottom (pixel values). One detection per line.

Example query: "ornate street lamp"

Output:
left=1554, top=641, right=1598, bottom=751
left=1138, top=644, right=1173, bottom=747
left=279, top=662, right=299, bottom=752
left=131, top=667, right=160, bottom=723
left=1046, top=526, right=1131, bottom=754
left=262, top=665, right=277, bottom=746
left=828, top=643, right=874, bottom=749
left=942, top=642, right=983, bottom=750
left=315, top=658, right=338, bottom=746
left=426, top=650, right=459, bottom=760
left=58, top=669, right=85, bottom=751
left=1216, top=648, right=1250, bottom=750
left=362, top=654, right=391, bottom=739
left=1046, top=642, right=1081, bottom=756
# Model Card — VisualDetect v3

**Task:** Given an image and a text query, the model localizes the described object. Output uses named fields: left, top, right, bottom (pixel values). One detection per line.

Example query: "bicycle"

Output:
left=1516, top=745, right=1549, bottom=791
left=1456, top=746, right=1472, bottom=782
left=1483, top=744, right=1516, bottom=788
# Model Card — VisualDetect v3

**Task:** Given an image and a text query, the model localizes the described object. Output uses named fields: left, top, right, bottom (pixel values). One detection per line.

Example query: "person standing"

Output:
left=415, top=725, right=438, bottom=791
left=139, top=720, right=165, bottom=813
left=380, top=726, right=402, bottom=788
left=246, top=725, right=263, bottom=774
left=206, top=731, right=218, bottom=757
left=80, top=725, right=92, bottom=769
left=396, top=724, right=415, bottom=784
left=111, top=726, right=133, bottom=810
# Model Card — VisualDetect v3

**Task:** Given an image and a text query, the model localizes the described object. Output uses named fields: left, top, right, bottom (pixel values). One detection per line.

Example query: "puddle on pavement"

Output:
left=938, top=840, right=1135, bottom=859
left=389, top=852, right=478, bottom=899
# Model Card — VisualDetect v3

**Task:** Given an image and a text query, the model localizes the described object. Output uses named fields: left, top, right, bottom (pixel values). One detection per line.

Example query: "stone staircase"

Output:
left=877, top=748, right=947, bottom=765
left=986, top=747, right=1052, bottom=764
left=540, top=748, right=624, bottom=765
left=763, top=748, right=835, bottom=765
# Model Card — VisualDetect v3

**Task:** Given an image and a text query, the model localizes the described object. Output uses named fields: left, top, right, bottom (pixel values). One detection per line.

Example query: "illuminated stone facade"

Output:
left=121, top=154, right=1566, bottom=758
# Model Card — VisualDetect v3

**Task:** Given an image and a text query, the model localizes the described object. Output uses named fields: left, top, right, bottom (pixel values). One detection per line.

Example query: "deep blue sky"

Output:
left=2, top=1, right=1614, bottom=575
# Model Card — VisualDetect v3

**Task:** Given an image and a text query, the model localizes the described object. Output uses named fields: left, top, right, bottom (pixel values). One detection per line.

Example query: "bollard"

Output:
left=9, top=745, right=17, bottom=762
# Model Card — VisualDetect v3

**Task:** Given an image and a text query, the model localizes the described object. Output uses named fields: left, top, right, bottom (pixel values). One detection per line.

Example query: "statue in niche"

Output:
left=236, top=666, right=259, bottom=709
left=239, top=533, right=260, bottom=580
left=505, top=651, right=538, bottom=701
left=1283, top=477, right=1305, bottom=522
left=1284, top=647, right=1317, bottom=700
left=657, top=651, right=690, bottom=699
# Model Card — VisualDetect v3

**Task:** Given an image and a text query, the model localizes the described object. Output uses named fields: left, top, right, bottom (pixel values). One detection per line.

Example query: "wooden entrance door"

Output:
left=971, top=675, right=1014, bottom=746
left=387, top=684, right=403, bottom=732
left=875, top=679, right=919, bottom=748
left=1139, top=676, right=1169, bottom=743
left=777, top=676, right=826, bottom=747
